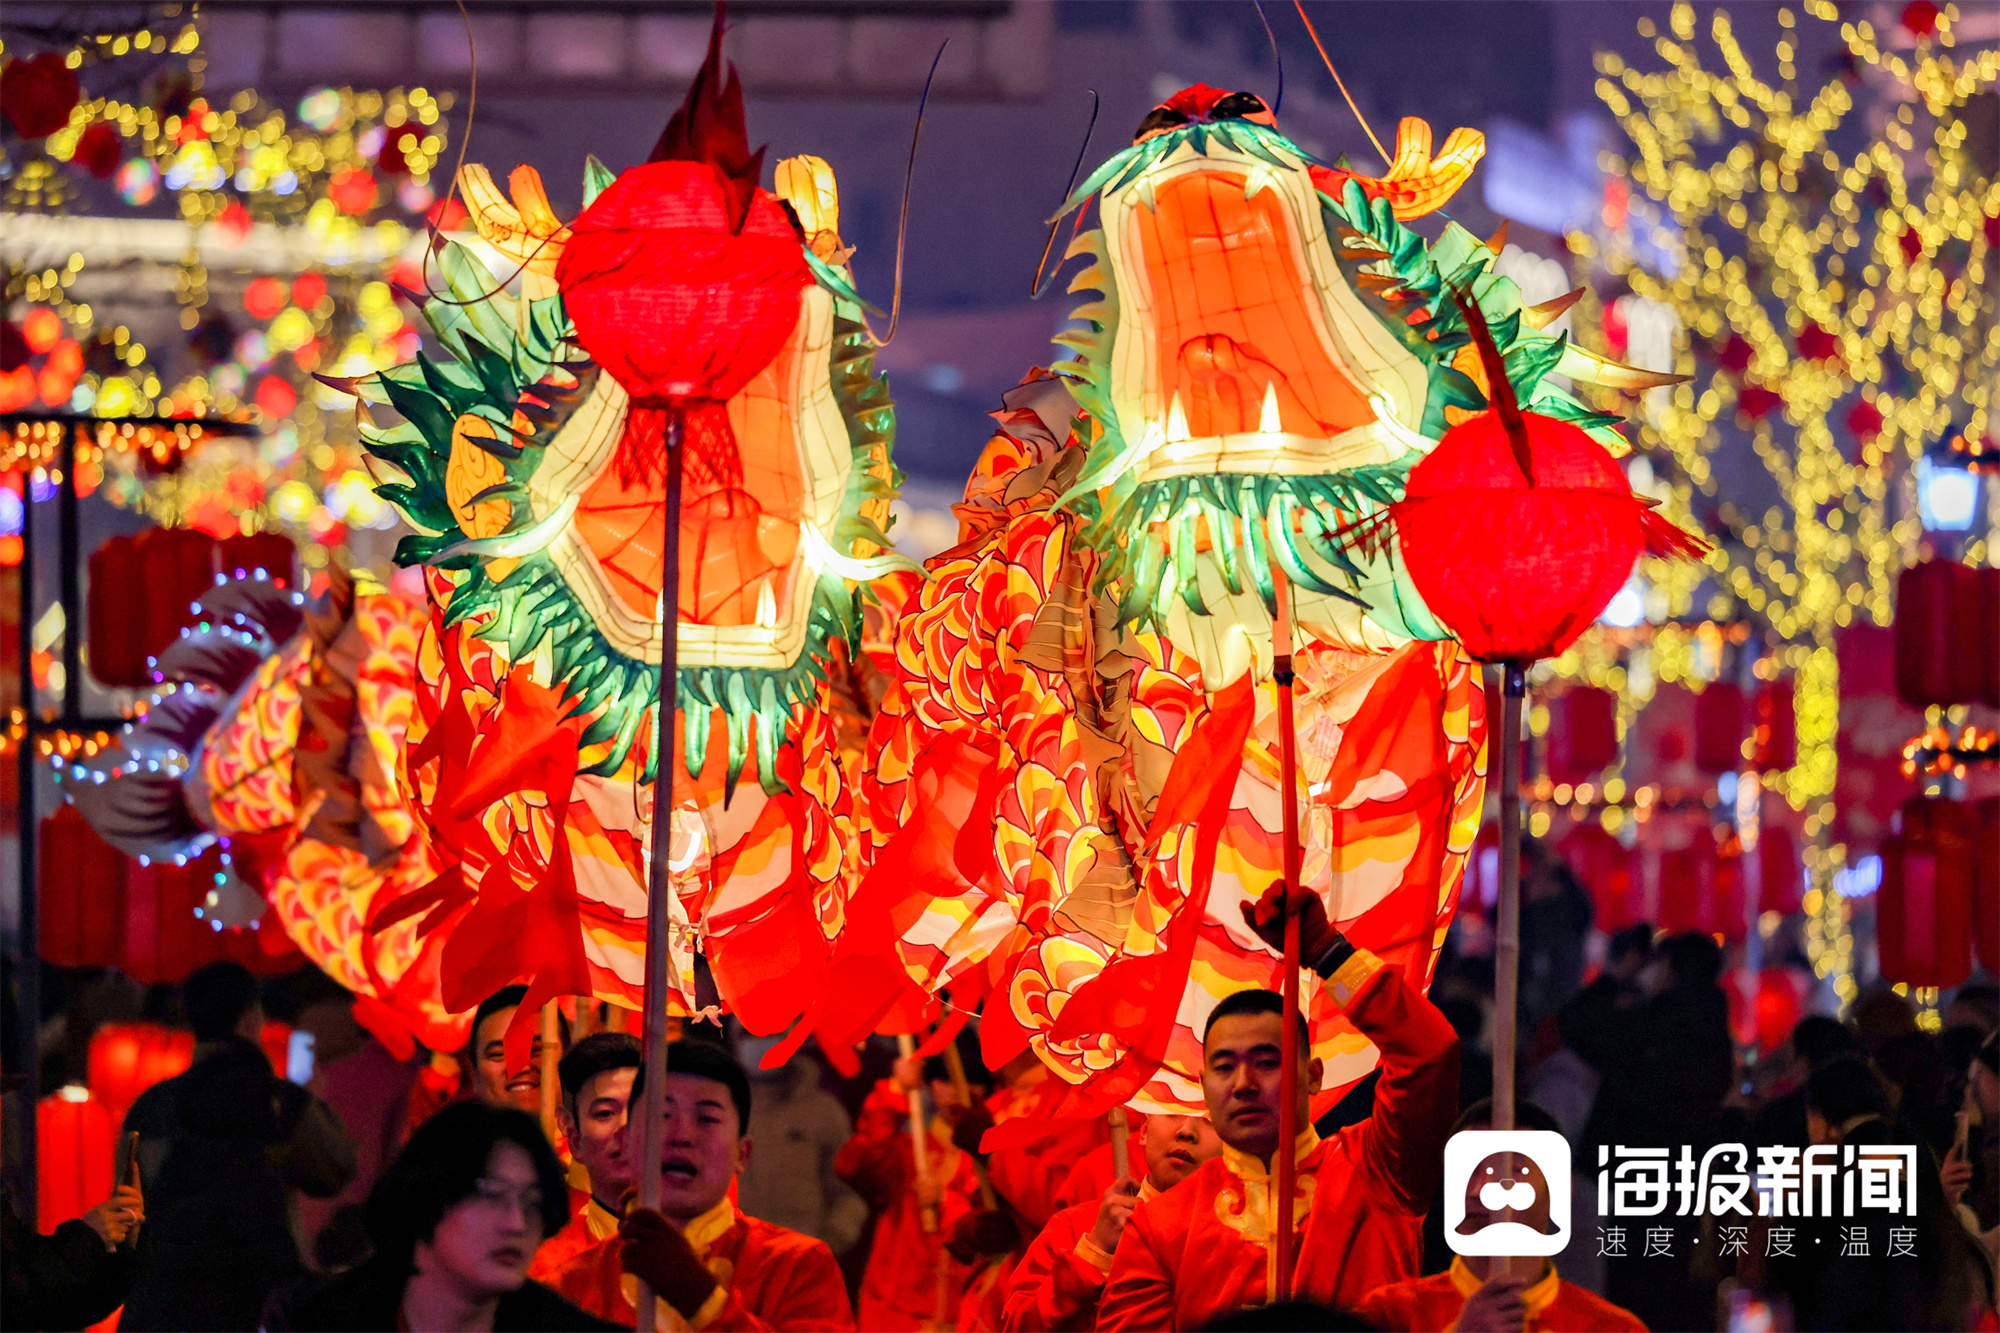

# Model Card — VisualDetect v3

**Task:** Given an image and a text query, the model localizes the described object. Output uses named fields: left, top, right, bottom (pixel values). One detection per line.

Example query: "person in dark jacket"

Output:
left=266, top=1101, right=617, bottom=1332
left=2, top=1173, right=143, bottom=1331
left=119, top=961, right=356, bottom=1331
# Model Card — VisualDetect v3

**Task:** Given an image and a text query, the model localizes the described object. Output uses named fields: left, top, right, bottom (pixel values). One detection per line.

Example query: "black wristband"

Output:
left=1309, top=932, right=1356, bottom=980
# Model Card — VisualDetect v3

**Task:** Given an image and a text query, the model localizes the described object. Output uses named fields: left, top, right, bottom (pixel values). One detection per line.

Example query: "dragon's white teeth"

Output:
left=1259, top=380, right=1283, bottom=435
left=1166, top=390, right=1191, bottom=443
left=755, top=574, right=778, bottom=628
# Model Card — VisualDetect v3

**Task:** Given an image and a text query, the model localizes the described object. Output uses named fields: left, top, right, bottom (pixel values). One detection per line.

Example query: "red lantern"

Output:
left=1694, top=682, right=1747, bottom=774
left=72, top=122, right=122, bottom=179
left=555, top=19, right=809, bottom=488
left=88, top=528, right=218, bottom=687
left=1878, top=798, right=1977, bottom=988
left=1727, top=968, right=1808, bottom=1054
left=38, top=804, right=127, bottom=969
left=1757, top=826, right=1802, bottom=915
left=1546, top=687, right=1619, bottom=786
left=1390, top=303, right=1706, bottom=665
left=1557, top=822, right=1640, bottom=930
left=217, top=530, right=297, bottom=588
left=120, top=846, right=299, bottom=985
left=0, top=53, right=81, bottom=140
left=1973, top=798, right=1999, bottom=973
left=88, top=1021, right=194, bottom=1121
left=1658, top=832, right=1745, bottom=940
left=38, top=1087, right=116, bottom=1227
left=1895, top=560, right=2000, bottom=708
left=1752, top=679, right=1796, bottom=771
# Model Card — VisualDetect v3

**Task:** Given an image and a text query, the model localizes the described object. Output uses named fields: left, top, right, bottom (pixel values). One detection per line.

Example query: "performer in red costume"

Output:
left=546, top=1041, right=853, bottom=1331
left=1095, top=885, right=1460, bottom=1328
left=531, top=1033, right=641, bottom=1281
left=834, top=1053, right=984, bottom=1330
left=1000, top=1114, right=1221, bottom=1331
left=1358, top=1101, right=1647, bottom=1332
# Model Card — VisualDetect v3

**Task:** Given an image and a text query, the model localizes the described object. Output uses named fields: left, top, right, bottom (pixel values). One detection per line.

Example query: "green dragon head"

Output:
left=356, top=156, right=905, bottom=794
left=1048, top=83, right=1670, bottom=686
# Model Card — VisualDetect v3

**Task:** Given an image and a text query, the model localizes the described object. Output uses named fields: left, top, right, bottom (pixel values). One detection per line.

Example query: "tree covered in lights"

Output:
left=1584, top=0, right=1996, bottom=997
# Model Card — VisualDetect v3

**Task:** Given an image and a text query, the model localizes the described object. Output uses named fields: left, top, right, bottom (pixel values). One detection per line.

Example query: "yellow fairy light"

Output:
left=1569, top=4, right=1995, bottom=1003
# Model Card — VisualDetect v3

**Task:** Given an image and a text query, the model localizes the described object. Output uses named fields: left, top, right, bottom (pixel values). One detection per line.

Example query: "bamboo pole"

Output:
left=1271, top=564, right=1304, bottom=1302
left=940, top=1040, right=1000, bottom=1210
left=539, top=1001, right=561, bottom=1147
left=1492, top=663, right=1526, bottom=1283
left=1110, top=1106, right=1131, bottom=1184
left=634, top=417, right=685, bottom=1333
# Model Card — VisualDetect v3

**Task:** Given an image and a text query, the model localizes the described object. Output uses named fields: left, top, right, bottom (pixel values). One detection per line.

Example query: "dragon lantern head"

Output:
left=359, top=153, right=904, bottom=796
left=1050, top=85, right=1677, bottom=688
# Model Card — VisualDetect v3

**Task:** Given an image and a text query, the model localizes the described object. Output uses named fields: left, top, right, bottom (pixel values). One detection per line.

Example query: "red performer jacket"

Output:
left=530, top=1183, right=620, bottom=1283
left=1357, top=1259, right=1649, bottom=1332
left=1001, top=1180, right=1156, bottom=1332
left=544, top=1198, right=853, bottom=1331
left=1095, top=951, right=1459, bottom=1330
left=833, top=1080, right=982, bottom=1331
left=984, top=1075, right=1115, bottom=1233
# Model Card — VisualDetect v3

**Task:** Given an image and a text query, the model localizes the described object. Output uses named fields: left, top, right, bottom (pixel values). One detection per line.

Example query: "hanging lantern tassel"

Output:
left=1270, top=559, right=1305, bottom=1301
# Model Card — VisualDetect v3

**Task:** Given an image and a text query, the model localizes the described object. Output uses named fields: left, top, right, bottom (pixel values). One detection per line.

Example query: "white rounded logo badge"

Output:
left=1443, top=1129, right=1573, bottom=1257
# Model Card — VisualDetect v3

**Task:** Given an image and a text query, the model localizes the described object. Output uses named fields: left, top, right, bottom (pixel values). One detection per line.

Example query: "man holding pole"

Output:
left=1094, top=887, right=1460, bottom=1329
left=1000, top=1114, right=1221, bottom=1331
left=834, top=1049, right=985, bottom=1330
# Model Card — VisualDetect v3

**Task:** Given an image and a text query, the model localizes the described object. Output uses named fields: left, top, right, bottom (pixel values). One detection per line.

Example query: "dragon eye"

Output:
left=1210, top=92, right=1269, bottom=121
left=1134, top=105, right=1192, bottom=142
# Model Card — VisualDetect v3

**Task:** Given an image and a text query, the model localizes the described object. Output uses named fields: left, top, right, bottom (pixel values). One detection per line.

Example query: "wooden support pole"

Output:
left=634, top=416, right=685, bottom=1333
left=1271, top=564, right=1304, bottom=1302
left=1110, top=1106, right=1131, bottom=1184
left=539, top=1000, right=561, bottom=1147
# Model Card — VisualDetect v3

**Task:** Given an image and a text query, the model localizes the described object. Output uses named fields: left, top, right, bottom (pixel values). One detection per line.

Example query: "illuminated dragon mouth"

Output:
left=1098, top=142, right=1428, bottom=484
left=536, top=282, right=858, bottom=673
left=573, top=324, right=810, bottom=631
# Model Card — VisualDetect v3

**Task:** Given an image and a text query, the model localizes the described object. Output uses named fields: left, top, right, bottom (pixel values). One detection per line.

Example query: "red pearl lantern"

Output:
left=1546, top=687, right=1619, bottom=786
left=1394, top=411, right=1671, bottom=661
left=1878, top=797, right=1978, bottom=989
left=1973, top=798, right=1999, bottom=974
left=555, top=38, right=809, bottom=490
left=38, top=804, right=127, bottom=969
left=38, top=1087, right=116, bottom=1227
left=88, top=1021, right=194, bottom=1121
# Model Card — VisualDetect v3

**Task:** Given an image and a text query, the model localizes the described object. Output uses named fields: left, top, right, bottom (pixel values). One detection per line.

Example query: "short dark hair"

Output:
left=1790, top=1014, right=1859, bottom=1071
left=1203, top=988, right=1310, bottom=1049
left=1607, top=924, right=1653, bottom=964
left=1659, top=931, right=1724, bottom=989
left=559, top=1032, right=641, bottom=1120
left=365, top=1101, right=569, bottom=1276
left=630, top=1038, right=752, bottom=1134
left=468, top=985, right=529, bottom=1053
left=1805, top=1054, right=1890, bottom=1126
left=185, top=960, right=260, bottom=1043
left=1454, top=1097, right=1562, bottom=1135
